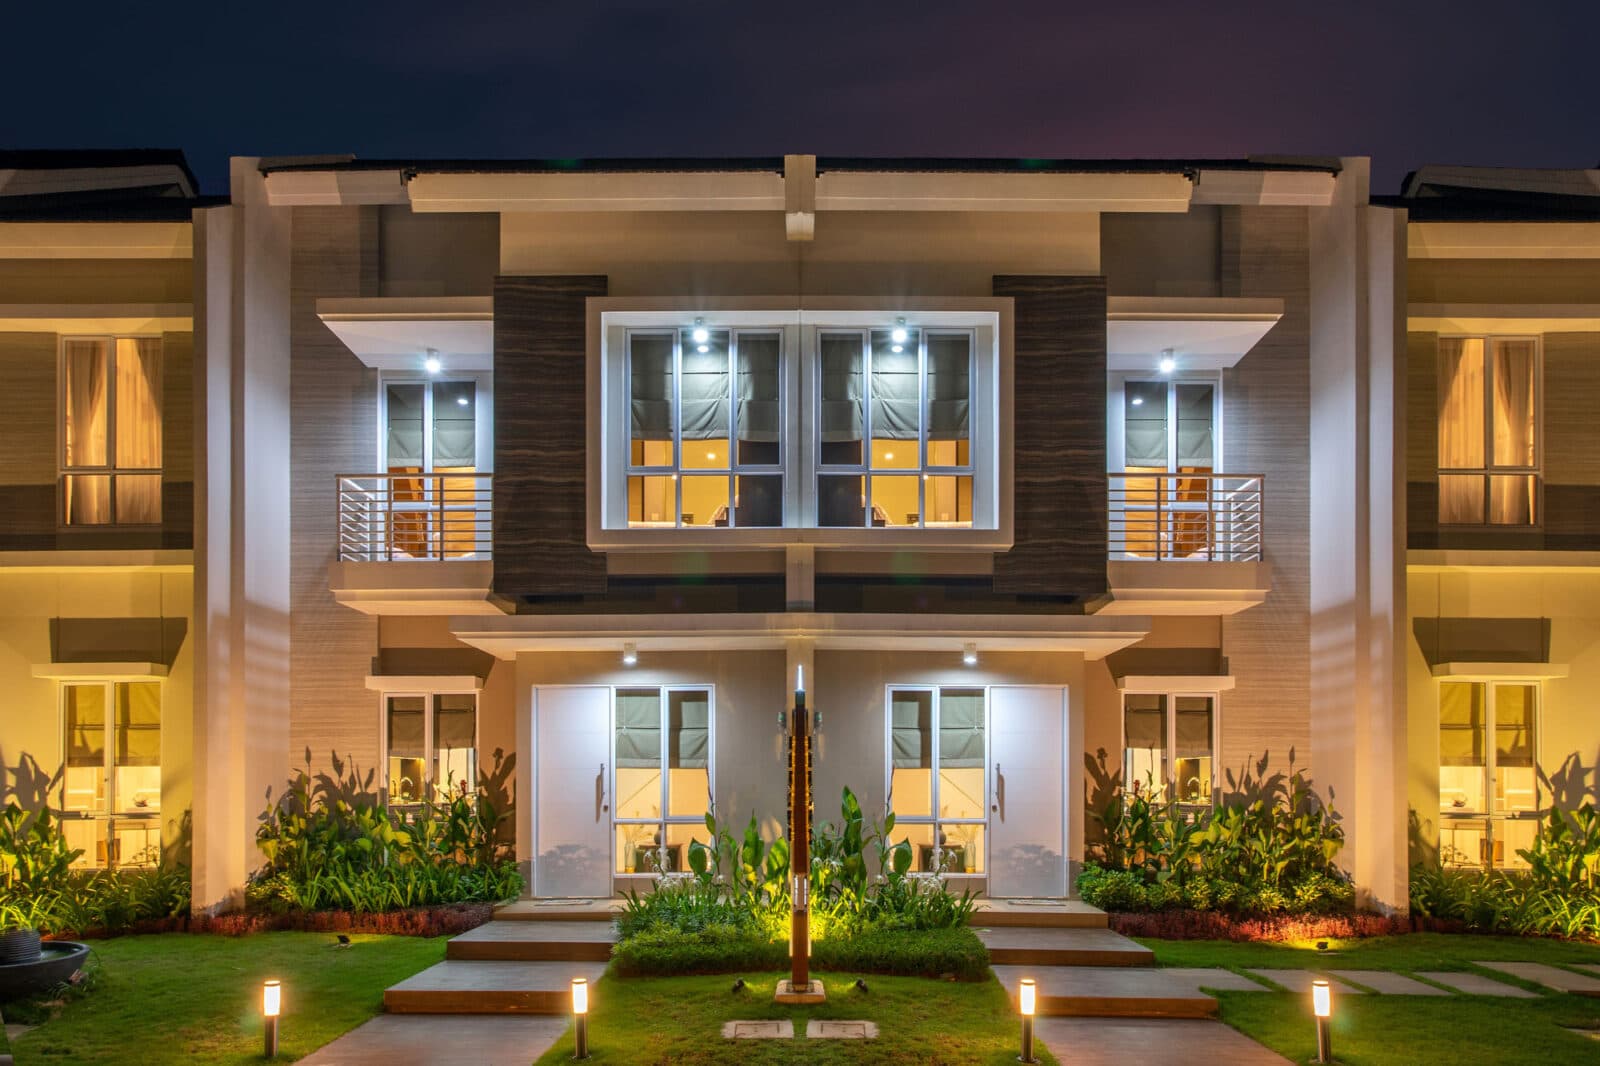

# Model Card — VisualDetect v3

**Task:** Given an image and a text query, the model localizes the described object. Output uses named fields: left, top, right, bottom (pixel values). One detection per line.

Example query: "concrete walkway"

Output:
left=1038, top=1017, right=1291, bottom=1064
left=301, top=1015, right=566, bottom=1065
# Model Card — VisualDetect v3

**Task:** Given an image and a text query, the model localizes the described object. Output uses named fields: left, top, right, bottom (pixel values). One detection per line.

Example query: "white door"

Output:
left=532, top=686, right=612, bottom=898
left=988, top=686, right=1068, bottom=898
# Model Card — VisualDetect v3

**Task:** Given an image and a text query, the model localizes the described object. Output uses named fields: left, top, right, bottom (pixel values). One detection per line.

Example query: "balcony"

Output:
left=327, top=473, right=501, bottom=616
left=1099, top=472, right=1272, bottom=616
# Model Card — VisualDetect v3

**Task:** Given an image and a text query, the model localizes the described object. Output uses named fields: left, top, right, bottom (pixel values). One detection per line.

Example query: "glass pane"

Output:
left=435, top=694, right=477, bottom=798
left=63, top=339, right=108, bottom=468
left=819, top=333, right=864, bottom=466
left=924, top=475, right=971, bottom=526
left=1496, top=817, right=1538, bottom=870
left=680, top=476, right=730, bottom=528
left=1124, top=381, right=1168, bottom=469
left=615, top=689, right=662, bottom=821
left=817, top=474, right=865, bottom=527
left=663, top=823, right=704, bottom=872
left=667, top=690, right=710, bottom=818
left=893, top=822, right=937, bottom=872
left=736, top=333, right=781, bottom=466
left=926, top=333, right=970, bottom=458
left=1437, top=338, right=1485, bottom=469
left=114, top=817, right=161, bottom=868
left=386, top=383, right=425, bottom=469
left=869, top=475, right=920, bottom=527
left=64, top=474, right=112, bottom=525
left=63, top=684, right=107, bottom=813
left=1176, top=383, right=1214, bottom=470
left=1494, top=685, right=1537, bottom=813
left=734, top=475, right=782, bottom=528
left=889, top=690, right=934, bottom=818
left=870, top=329, right=919, bottom=464
left=1489, top=475, right=1537, bottom=525
left=939, top=823, right=984, bottom=874
left=617, top=823, right=669, bottom=874
left=628, top=475, right=676, bottom=526
left=115, top=339, right=162, bottom=469
left=1123, top=694, right=1166, bottom=792
left=1174, top=696, right=1213, bottom=803
left=62, top=817, right=108, bottom=869
left=681, top=330, right=730, bottom=469
left=630, top=333, right=674, bottom=464
left=387, top=696, right=426, bottom=803
left=1491, top=340, right=1536, bottom=468
left=1439, top=682, right=1485, bottom=814
left=938, top=689, right=985, bottom=821
left=114, top=682, right=161, bottom=817
left=432, top=381, right=476, bottom=469
left=1438, top=474, right=1485, bottom=525
left=115, top=474, right=162, bottom=524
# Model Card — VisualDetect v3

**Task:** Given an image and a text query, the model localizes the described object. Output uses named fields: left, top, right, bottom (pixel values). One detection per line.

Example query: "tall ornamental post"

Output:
left=776, top=665, right=823, bottom=1002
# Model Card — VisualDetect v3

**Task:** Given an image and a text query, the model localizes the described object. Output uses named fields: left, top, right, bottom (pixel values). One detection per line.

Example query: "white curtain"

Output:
left=1489, top=340, right=1537, bottom=524
left=115, top=339, right=163, bottom=523
left=63, top=340, right=111, bottom=524
left=1437, top=338, right=1486, bottom=524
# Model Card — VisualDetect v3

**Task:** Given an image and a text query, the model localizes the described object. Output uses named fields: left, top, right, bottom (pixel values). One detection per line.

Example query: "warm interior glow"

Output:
left=262, top=979, right=281, bottom=1018
left=571, top=976, right=588, bottom=1015
left=1019, top=978, right=1036, bottom=1016
left=1312, top=979, right=1331, bottom=1018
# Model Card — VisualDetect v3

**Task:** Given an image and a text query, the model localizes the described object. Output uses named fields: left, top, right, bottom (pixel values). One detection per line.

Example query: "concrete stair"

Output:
left=385, top=959, right=608, bottom=1015
left=973, top=899, right=1108, bottom=928
left=447, top=920, right=617, bottom=962
left=492, top=898, right=623, bottom=922
left=977, top=925, right=1155, bottom=967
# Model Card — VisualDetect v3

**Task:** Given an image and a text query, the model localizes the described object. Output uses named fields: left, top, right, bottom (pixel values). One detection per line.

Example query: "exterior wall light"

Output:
left=424, top=349, right=442, bottom=374
left=963, top=643, right=978, bottom=667
left=692, top=318, right=709, bottom=344
left=621, top=643, right=638, bottom=667
left=571, top=976, right=590, bottom=1059
left=1312, top=978, right=1332, bottom=1063
left=262, top=979, right=281, bottom=1059
left=1158, top=348, right=1176, bottom=374
left=1018, top=977, right=1038, bottom=1063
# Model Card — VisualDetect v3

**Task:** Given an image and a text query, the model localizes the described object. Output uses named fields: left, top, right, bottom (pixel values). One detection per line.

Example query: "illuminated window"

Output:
left=1121, top=692, right=1214, bottom=805
left=614, top=687, right=712, bottom=874
left=888, top=687, right=986, bottom=874
left=385, top=692, right=478, bottom=806
left=1438, top=681, right=1538, bottom=869
left=378, top=375, right=489, bottom=559
left=1437, top=337, right=1540, bottom=526
left=59, top=680, right=162, bottom=867
left=60, top=337, right=163, bottom=525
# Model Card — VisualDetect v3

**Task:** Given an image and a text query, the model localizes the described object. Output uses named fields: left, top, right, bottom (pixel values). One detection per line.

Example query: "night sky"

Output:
left=8, top=1, right=1598, bottom=195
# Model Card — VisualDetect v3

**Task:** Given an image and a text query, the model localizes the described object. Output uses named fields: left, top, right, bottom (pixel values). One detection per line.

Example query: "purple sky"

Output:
left=7, top=1, right=1597, bottom=194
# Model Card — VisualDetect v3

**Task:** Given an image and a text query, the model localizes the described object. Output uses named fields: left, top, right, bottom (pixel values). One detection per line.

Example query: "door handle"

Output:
left=599, top=763, right=608, bottom=815
left=992, top=762, right=1001, bottom=814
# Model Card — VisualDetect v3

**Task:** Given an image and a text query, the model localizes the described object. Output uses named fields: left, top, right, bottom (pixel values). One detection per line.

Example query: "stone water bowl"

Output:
left=0, top=930, right=90, bottom=1001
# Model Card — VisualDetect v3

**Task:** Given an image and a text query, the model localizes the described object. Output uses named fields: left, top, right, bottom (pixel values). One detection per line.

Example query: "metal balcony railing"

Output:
left=337, top=472, right=493, bottom=561
left=1107, top=472, right=1263, bottom=562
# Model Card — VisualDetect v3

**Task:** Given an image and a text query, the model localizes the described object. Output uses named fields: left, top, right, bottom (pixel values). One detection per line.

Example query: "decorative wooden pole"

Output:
left=776, top=664, right=823, bottom=1002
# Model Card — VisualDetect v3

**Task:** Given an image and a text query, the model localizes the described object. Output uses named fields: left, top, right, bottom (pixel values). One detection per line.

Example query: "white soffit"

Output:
left=1117, top=674, right=1237, bottom=692
left=407, top=171, right=786, bottom=213
left=1430, top=662, right=1569, bottom=680
left=264, top=169, right=409, bottom=206
left=317, top=296, right=493, bottom=371
left=1409, top=222, right=1600, bottom=259
left=815, top=171, right=1193, bottom=213
left=1107, top=297, right=1283, bottom=370
left=1189, top=169, right=1336, bottom=206
left=1409, top=304, right=1600, bottom=334
left=365, top=674, right=484, bottom=693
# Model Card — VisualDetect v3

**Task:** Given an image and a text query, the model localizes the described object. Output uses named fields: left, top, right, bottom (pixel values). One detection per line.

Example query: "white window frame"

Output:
left=57, top=334, right=164, bottom=528
left=380, top=688, right=481, bottom=807
left=1435, top=334, right=1542, bottom=528
left=1117, top=687, right=1220, bottom=806
left=1437, top=678, right=1541, bottom=869
left=612, top=684, right=717, bottom=879
left=57, top=678, right=163, bottom=868
left=375, top=371, right=495, bottom=474
left=883, top=684, right=988, bottom=878
left=1106, top=371, right=1225, bottom=473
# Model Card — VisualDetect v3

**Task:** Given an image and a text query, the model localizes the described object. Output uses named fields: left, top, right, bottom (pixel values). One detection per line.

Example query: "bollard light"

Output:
left=262, top=979, right=281, bottom=1059
left=1312, top=978, right=1332, bottom=1064
left=572, top=976, right=590, bottom=1060
left=1018, top=977, right=1038, bottom=1063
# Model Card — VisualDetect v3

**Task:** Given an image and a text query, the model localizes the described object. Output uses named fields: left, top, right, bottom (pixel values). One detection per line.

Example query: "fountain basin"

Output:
left=0, top=941, right=90, bottom=1001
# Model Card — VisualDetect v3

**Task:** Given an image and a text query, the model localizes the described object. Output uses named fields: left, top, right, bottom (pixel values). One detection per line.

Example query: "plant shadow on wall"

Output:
left=246, top=748, right=521, bottom=914
left=612, top=785, right=989, bottom=979
left=1078, top=747, right=1356, bottom=922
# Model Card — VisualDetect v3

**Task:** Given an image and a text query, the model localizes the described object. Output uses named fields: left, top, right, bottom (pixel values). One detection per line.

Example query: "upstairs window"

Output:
left=375, top=375, right=489, bottom=560
left=1437, top=337, right=1540, bottom=526
left=627, top=329, right=784, bottom=529
left=60, top=337, right=162, bottom=525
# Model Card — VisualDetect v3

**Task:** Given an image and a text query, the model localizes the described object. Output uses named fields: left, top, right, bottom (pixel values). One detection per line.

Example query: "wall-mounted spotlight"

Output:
left=692, top=317, right=710, bottom=345
left=963, top=643, right=979, bottom=667
left=1158, top=348, right=1176, bottom=375
left=622, top=642, right=638, bottom=667
left=424, top=349, right=442, bottom=374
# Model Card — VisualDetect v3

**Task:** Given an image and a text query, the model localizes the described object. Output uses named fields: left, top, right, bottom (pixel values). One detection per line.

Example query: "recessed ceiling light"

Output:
left=884, top=452, right=894, bottom=461
left=1131, top=396, right=1144, bottom=406
left=962, top=642, right=978, bottom=667
left=456, top=396, right=469, bottom=406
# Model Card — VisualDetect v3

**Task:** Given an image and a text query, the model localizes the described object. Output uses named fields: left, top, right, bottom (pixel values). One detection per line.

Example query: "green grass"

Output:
left=534, top=970, right=1058, bottom=1065
left=1, top=932, right=444, bottom=1064
left=1137, top=933, right=1600, bottom=1065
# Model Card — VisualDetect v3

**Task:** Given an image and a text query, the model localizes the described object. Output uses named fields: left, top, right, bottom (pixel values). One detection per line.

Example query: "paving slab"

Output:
left=301, top=1014, right=567, bottom=1065
left=1245, top=969, right=1367, bottom=995
left=1326, top=970, right=1449, bottom=995
left=1159, top=967, right=1274, bottom=992
left=720, top=1020, right=794, bottom=1039
left=493, top=898, right=623, bottom=921
left=447, top=919, right=617, bottom=961
left=806, top=1019, right=879, bottom=1039
left=1479, top=962, right=1600, bottom=997
left=1571, top=964, right=1600, bottom=978
left=1415, top=970, right=1540, bottom=998
left=1036, top=1017, right=1290, bottom=1064
left=994, top=965, right=1216, bottom=1019
left=384, top=959, right=607, bottom=1014
left=975, top=898, right=1108, bottom=928
left=976, top=925, right=1154, bottom=967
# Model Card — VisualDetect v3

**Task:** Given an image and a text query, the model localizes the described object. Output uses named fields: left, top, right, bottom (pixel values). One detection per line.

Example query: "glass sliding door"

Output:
left=59, top=680, right=162, bottom=867
left=1117, top=377, right=1219, bottom=559
left=1438, top=680, right=1539, bottom=868
left=382, top=377, right=482, bottom=558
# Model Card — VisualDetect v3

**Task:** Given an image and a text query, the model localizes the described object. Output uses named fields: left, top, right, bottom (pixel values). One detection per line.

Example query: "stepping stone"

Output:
left=977, top=926, right=1154, bottom=967
left=1245, top=970, right=1366, bottom=995
left=806, top=1019, right=879, bottom=1039
left=994, top=965, right=1216, bottom=1019
left=301, top=1015, right=567, bottom=1065
left=1036, top=1017, right=1291, bottom=1064
left=1478, top=962, right=1600, bottom=997
left=721, top=1020, right=794, bottom=1039
left=975, top=899, right=1109, bottom=928
left=448, top=920, right=617, bottom=962
left=1415, top=971, right=1539, bottom=998
left=1328, top=970, right=1449, bottom=995
left=384, top=959, right=607, bottom=1014
left=1571, top=964, right=1600, bottom=978
left=1159, top=967, right=1273, bottom=992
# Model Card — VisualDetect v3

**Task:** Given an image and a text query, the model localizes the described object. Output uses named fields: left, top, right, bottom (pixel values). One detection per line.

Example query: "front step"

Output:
left=448, top=920, right=617, bottom=962
left=384, top=960, right=608, bottom=1015
left=993, top=965, right=1217, bottom=1020
left=973, top=899, right=1108, bottom=929
left=977, top=926, right=1154, bottom=967
left=493, top=899, right=624, bottom=922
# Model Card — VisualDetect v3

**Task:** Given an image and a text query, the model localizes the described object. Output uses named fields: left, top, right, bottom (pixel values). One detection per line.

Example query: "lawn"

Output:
left=1137, top=933, right=1600, bottom=1065
left=0, top=932, right=444, bottom=1064
left=534, top=970, right=1059, bottom=1066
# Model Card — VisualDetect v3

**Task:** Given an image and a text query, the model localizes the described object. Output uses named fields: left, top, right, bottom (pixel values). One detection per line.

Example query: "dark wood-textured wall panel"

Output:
left=493, top=275, right=609, bottom=597
left=991, top=275, right=1107, bottom=599
left=1405, top=331, right=1439, bottom=543
left=1542, top=332, right=1600, bottom=550
left=0, top=332, right=58, bottom=548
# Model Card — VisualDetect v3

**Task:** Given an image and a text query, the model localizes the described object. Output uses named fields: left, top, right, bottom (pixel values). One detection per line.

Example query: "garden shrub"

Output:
left=610, top=924, right=789, bottom=977
left=813, top=925, right=989, bottom=981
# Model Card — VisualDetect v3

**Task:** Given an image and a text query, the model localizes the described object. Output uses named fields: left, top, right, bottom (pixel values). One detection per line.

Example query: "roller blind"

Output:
left=615, top=690, right=662, bottom=768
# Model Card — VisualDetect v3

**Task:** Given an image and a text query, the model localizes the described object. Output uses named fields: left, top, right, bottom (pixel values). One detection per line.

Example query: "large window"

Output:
left=1439, top=680, right=1538, bottom=868
left=1437, top=337, right=1540, bottom=526
left=817, top=328, right=973, bottom=528
left=385, top=692, right=478, bottom=805
left=1113, top=375, right=1225, bottom=559
left=627, top=329, right=784, bottom=528
left=614, top=687, right=712, bottom=874
left=888, top=687, right=985, bottom=874
left=60, top=337, right=163, bottom=525
left=379, top=376, right=486, bottom=559
left=1121, top=692, right=1215, bottom=804
left=59, top=680, right=161, bottom=867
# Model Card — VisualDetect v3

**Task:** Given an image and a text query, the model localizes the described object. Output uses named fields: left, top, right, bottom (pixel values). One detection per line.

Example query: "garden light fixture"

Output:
left=1312, top=978, right=1332, bottom=1063
left=572, top=976, right=590, bottom=1059
left=262, top=979, right=281, bottom=1059
left=1018, top=977, right=1037, bottom=1063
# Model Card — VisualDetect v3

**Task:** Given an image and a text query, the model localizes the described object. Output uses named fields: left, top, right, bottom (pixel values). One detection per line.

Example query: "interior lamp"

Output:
left=571, top=976, right=590, bottom=1059
left=1312, top=978, right=1332, bottom=1063
left=262, top=979, right=281, bottom=1059
left=1018, top=977, right=1037, bottom=1063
